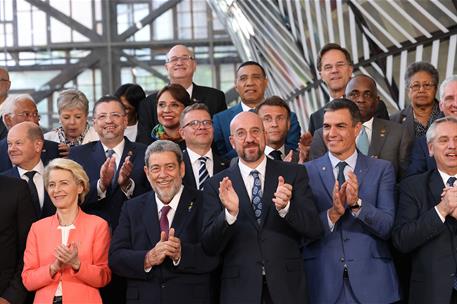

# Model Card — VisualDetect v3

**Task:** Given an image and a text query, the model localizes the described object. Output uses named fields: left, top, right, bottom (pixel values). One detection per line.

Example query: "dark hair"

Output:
left=405, top=61, right=439, bottom=88
left=324, top=98, right=362, bottom=125
left=92, top=95, right=126, bottom=116
left=179, top=103, right=210, bottom=125
left=317, top=43, right=353, bottom=71
left=114, top=83, right=146, bottom=111
left=255, top=96, right=291, bottom=118
left=156, top=84, right=192, bottom=108
left=236, top=61, right=266, bottom=77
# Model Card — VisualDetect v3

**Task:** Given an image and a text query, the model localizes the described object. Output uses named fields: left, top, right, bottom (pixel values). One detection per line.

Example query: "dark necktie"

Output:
left=106, top=149, right=115, bottom=159
left=269, top=150, right=282, bottom=161
left=198, top=156, right=209, bottom=190
left=159, top=205, right=171, bottom=238
left=250, top=170, right=263, bottom=223
left=448, top=177, right=456, bottom=187
left=336, top=161, right=348, bottom=187
left=25, top=171, right=40, bottom=212
left=106, top=149, right=117, bottom=185
left=248, top=108, right=256, bottom=113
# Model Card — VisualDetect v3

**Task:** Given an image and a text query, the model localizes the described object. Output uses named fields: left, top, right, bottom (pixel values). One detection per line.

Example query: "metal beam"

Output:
left=118, top=0, right=182, bottom=41
left=24, top=0, right=102, bottom=42
left=119, top=50, right=169, bottom=82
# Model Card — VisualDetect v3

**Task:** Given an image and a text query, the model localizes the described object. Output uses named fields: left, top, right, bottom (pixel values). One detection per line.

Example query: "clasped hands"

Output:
left=50, top=242, right=80, bottom=277
left=99, top=155, right=133, bottom=192
left=329, top=171, right=359, bottom=224
left=437, top=186, right=457, bottom=219
left=218, top=175, right=292, bottom=217
left=144, top=228, right=181, bottom=269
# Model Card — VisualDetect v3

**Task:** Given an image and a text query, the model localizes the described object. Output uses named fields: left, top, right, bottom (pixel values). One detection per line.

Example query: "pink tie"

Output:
left=160, top=205, right=171, bottom=237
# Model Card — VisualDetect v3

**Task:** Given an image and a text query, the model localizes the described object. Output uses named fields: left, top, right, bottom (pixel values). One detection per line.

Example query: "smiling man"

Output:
left=304, top=98, right=400, bottom=303
left=137, top=44, right=227, bottom=144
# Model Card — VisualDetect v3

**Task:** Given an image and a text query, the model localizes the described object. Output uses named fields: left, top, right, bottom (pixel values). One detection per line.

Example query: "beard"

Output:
left=239, top=143, right=263, bottom=163
left=151, top=180, right=182, bottom=203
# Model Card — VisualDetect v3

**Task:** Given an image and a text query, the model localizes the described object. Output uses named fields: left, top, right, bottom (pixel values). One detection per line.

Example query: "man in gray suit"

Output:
left=310, top=74, right=410, bottom=179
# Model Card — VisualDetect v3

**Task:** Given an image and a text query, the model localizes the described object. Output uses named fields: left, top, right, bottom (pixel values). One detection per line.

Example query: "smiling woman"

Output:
left=22, top=158, right=111, bottom=304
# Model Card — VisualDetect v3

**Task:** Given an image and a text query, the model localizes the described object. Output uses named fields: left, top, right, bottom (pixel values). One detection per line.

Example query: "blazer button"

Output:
left=161, top=283, right=166, bottom=288
left=340, top=257, right=345, bottom=262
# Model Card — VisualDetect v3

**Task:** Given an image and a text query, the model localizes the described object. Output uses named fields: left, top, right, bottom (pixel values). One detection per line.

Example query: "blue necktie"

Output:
left=337, top=162, right=347, bottom=187
left=198, top=156, right=209, bottom=190
left=448, top=177, right=456, bottom=187
left=250, top=170, right=263, bottom=223
left=357, top=126, right=369, bottom=155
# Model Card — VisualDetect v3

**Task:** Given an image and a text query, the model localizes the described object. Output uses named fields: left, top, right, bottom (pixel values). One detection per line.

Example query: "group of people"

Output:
left=0, top=41, right=455, bottom=304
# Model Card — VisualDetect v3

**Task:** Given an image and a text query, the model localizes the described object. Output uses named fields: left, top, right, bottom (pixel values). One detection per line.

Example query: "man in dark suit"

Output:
left=202, top=111, right=322, bottom=304
left=310, top=74, right=410, bottom=179
left=304, top=99, right=400, bottom=303
left=178, top=103, right=227, bottom=190
left=407, top=75, right=457, bottom=177
left=393, top=117, right=457, bottom=304
left=213, top=61, right=301, bottom=160
left=109, top=140, right=219, bottom=303
left=308, top=43, right=389, bottom=135
left=0, top=94, right=59, bottom=172
left=0, top=175, right=35, bottom=304
left=137, top=44, right=227, bottom=144
left=0, top=67, right=11, bottom=139
left=1, top=122, right=55, bottom=219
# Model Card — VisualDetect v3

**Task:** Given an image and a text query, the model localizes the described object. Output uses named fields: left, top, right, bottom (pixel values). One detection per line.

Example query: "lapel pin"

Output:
left=322, top=166, right=326, bottom=171
left=188, top=201, right=194, bottom=212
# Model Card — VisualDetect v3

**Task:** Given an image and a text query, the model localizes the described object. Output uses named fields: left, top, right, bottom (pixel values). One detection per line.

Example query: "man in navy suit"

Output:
left=202, top=111, right=322, bottom=304
left=1, top=122, right=55, bottom=219
left=0, top=94, right=59, bottom=172
left=303, top=99, right=400, bottom=303
left=406, top=75, right=457, bottom=177
left=137, top=44, right=227, bottom=144
left=109, top=140, right=219, bottom=303
left=212, top=61, right=301, bottom=160
left=179, top=103, right=227, bottom=190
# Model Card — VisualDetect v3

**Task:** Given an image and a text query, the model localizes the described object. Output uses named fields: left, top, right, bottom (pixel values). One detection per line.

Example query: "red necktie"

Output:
left=160, top=205, right=171, bottom=237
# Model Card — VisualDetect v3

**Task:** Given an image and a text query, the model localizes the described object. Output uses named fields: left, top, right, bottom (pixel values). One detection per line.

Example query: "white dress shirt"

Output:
left=18, top=161, right=45, bottom=209
left=186, top=148, right=214, bottom=185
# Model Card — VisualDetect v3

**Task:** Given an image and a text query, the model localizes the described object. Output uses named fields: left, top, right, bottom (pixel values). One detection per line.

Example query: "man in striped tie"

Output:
left=179, top=103, right=227, bottom=190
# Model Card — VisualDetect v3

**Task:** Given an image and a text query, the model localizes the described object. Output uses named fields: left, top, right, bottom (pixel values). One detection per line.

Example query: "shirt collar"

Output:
left=18, top=160, right=45, bottom=177
left=186, top=83, right=194, bottom=98
left=238, top=155, right=267, bottom=178
left=362, top=117, right=374, bottom=132
left=264, top=145, right=285, bottom=158
left=155, top=185, right=184, bottom=212
left=186, top=147, right=213, bottom=163
left=328, top=150, right=358, bottom=171
left=101, top=138, right=125, bottom=158
left=438, top=169, right=457, bottom=186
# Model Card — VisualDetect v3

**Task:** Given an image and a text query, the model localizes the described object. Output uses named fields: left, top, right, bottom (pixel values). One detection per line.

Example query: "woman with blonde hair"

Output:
left=22, top=158, right=111, bottom=304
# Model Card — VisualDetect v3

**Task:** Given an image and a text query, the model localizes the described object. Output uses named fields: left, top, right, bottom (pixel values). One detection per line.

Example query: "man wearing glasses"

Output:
left=179, top=103, right=227, bottom=190
left=138, top=44, right=227, bottom=145
left=0, top=94, right=59, bottom=172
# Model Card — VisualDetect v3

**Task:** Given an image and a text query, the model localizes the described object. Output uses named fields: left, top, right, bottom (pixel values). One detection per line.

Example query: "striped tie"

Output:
left=198, top=156, right=209, bottom=190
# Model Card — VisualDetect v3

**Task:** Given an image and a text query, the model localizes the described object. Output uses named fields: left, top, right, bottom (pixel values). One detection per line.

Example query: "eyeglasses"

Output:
left=232, top=127, right=263, bottom=140
left=14, top=112, right=40, bottom=119
left=322, top=62, right=349, bottom=72
left=347, top=91, right=375, bottom=100
left=409, top=82, right=435, bottom=92
left=182, top=119, right=213, bottom=129
left=166, top=55, right=194, bottom=64
left=95, top=112, right=124, bottom=121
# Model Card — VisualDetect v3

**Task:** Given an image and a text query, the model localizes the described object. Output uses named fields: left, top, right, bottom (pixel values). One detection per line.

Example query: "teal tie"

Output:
left=357, top=126, right=369, bottom=155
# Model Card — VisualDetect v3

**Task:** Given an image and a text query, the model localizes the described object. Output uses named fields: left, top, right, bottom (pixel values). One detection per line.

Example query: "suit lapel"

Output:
left=170, top=187, right=197, bottom=236
left=182, top=151, right=197, bottom=189
left=368, top=118, right=388, bottom=158
left=354, top=153, right=368, bottom=190
left=212, top=153, right=227, bottom=174
left=142, top=192, right=161, bottom=245
left=428, top=170, right=445, bottom=208
left=113, top=138, right=137, bottom=190
left=318, top=154, right=335, bottom=200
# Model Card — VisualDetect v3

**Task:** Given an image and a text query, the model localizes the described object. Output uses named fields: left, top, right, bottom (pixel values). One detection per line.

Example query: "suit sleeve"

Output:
left=392, top=179, right=446, bottom=254
left=137, top=95, right=156, bottom=145
left=285, top=112, right=301, bottom=150
left=405, top=137, right=428, bottom=178
left=3, top=181, right=34, bottom=303
left=356, top=163, right=396, bottom=240
left=212, top=114, right=228, bottom=158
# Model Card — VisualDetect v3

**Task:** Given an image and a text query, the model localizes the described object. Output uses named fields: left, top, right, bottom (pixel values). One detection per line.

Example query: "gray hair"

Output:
left=179, top=103, right=210, bottom=126
left=144, top=140, right=183, bottom=167
left=405, top=61, right=439, bottom=88
left=57, top=89, right=89, bottom=115
left=439, top=75, right=457, bottom=101
left=426, top=116, right=457, bottom=144
left=2, top=94, right=36, bottom=125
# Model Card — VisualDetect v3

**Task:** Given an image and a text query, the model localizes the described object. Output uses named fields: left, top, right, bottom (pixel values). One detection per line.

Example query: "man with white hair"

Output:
left=0, top=94, right=59, bottom=172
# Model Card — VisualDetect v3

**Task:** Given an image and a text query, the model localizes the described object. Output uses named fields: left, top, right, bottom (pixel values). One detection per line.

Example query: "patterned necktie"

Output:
left=159, top=205, right=171, bottom=238
left=357, top=125, right=369, bottom=155
left=250, top=170, right=263, bottom=223
left=106, top=149, right=115, bottom=159
left=336, top=161, right=347, bottom=187
left=448, top=177, right=456, bottom=187
left=25, top=171, right=40, bottom=212
left=198, top=156, right=209, bottom=190
left=269, top=150, right=282, bottom=161
left=106, top=149, right=117, bottom=185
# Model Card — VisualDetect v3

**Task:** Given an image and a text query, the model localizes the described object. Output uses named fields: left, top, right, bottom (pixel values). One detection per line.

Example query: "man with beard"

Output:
left=202, top=111, right=322, bottom=303
left=109, top=140, right=219, bottom=303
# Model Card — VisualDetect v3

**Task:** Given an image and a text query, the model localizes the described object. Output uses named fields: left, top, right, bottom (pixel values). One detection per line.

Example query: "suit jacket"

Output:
left=213, top=103, right=302, bottom=160
left=182, top=149, right=227, bottom=190
left=137, top=83, right=227, bottom=145
left=303, top=153, right=400, bottom=303
left=405, top=135, right=436, bottom=177
left=0, top=176, right=35, bottom=304
left=69, top=138, right=150, bottom=230
left=0, top=138, right=59, bottom=173
left=109, top=187, right=219, bottom=304
left=229, top=145, right=300, bottom=166
left=308, top=99, right=390, bottom=135
left=392, top=170, right=457, bottom=304
left=202, top=158, right=323, bottom=304
left=309, top=118, right=411, bottom=179
left=1, top=167, right=56, bottom=219
left=22, top=210, right=111, bottom=304
left=0, top=120, right=7, bottom=140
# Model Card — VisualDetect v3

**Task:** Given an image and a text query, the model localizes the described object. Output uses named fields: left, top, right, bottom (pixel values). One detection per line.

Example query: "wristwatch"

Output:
left=349, top=198, right=362, bottom=209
